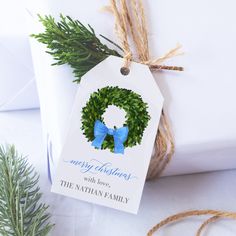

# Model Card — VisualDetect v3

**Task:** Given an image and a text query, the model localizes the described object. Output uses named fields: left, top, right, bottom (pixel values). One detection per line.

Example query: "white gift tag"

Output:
left=51, top=56, right=164, bottom=214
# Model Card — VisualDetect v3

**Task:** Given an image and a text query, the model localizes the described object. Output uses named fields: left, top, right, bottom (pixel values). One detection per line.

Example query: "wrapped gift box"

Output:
left=0, top=0, right=39, bottom=111
left=26, top=0, right=236, bottom=180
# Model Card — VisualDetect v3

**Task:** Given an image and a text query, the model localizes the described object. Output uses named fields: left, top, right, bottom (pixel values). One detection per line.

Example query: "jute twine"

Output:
left=147, top=210, right=236, bottom=236
left=105, top=0, right=183, bottom=180
left=104, top=1, right=236, bottom=235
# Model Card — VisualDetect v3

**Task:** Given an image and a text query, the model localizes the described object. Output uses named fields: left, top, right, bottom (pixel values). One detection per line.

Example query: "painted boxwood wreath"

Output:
left=81, top=86, right=151, bottom=152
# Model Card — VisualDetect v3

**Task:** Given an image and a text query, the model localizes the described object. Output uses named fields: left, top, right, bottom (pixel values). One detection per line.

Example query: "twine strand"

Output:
left=109, top=0, right=131, bottom=68
left=148, top=43, right=184, bottom=66
left=108, top=0, right=180, bottom=179
left=106, top=0, right=184, bottom=71
left=130, top=0, right=149, bottom=61
left=147, top=113, right=174, bottom=179
left=147, top=210, right=236, bottom=236
left=196, top=216, right=220, bottom=236
left=110, top=0, right=132, bottom=68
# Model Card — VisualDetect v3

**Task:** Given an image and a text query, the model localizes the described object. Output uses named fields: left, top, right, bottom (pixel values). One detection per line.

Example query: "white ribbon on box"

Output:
left=0, top=0, right=39, bottom=111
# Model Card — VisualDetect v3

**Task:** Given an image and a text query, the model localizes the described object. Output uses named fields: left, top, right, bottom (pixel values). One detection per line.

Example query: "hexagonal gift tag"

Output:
left=52, top=56, right=163, bottom=214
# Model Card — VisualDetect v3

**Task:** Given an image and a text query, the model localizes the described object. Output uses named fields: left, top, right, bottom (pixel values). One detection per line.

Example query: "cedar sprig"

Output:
left=31, top=14, right=122, bottom=83
left=0, top=144, right=54, bottom=236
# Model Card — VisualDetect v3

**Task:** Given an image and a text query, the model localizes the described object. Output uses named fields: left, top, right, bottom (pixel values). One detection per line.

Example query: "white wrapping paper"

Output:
left=0, top=0, right=39, bottom=111
left=26, top=0, right=236, bottom=180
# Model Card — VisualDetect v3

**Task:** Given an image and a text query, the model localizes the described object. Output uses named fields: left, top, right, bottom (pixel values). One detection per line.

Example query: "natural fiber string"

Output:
left=196, top=215, right=220, bottom=236
left=110, top=0, right=132, bottom=70
left=105, top=1, right=184, bottom=72
left=107, top=0, right=181, bottom=179
left=147, top=111, right=175, bottom=179
left=147, top=210, right=236, bottom=236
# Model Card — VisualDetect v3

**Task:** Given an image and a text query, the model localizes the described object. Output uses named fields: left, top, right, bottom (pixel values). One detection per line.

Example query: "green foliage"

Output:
left=31, top=14, right=122, bottom=83
left=81, top=86, right=151, bottom=152
left=0, top=145, right=54, bottom=236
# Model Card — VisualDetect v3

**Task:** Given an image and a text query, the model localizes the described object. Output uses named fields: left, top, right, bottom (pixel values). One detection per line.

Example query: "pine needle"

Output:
left=31, top=14, right=122, bottom=83
left=0, top=144, right=54, bottom=236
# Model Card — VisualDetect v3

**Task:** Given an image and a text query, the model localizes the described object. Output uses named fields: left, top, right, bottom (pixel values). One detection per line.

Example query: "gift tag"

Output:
left=51, top=56, right=164, bottom=214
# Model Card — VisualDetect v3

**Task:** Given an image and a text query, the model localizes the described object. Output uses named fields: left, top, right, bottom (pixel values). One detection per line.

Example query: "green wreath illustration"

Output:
left=81, top=86, right=151, bottom=153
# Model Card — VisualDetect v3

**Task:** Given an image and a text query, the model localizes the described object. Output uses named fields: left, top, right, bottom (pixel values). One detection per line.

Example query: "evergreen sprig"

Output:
left=81, top=86, right=151, bottom=152
left=31, top=14, right=122, bottom=83
left=0, top=145, right=54, bottom=236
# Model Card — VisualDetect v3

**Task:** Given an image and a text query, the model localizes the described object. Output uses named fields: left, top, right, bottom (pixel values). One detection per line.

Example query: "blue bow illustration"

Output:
left=92, top=120, right=129, bottom=154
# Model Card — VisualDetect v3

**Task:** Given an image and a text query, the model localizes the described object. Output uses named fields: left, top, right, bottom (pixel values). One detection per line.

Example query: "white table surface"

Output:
left=0, top=109, right=235, bottom=236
